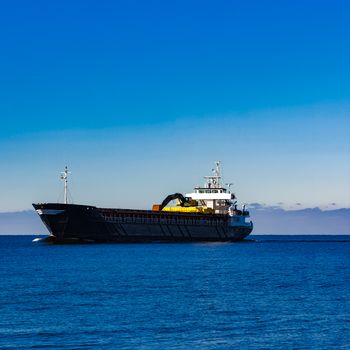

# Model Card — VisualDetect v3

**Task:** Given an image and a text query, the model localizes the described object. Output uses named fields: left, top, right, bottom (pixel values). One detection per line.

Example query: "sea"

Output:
left=0, top=235, right=349, bottom=350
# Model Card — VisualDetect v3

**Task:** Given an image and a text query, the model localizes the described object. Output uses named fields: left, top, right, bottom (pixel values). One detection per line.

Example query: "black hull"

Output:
left=33, top=203, right=253, bottom=243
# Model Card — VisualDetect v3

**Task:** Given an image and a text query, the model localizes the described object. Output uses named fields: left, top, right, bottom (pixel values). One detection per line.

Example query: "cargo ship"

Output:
left=33, top=162, right=253, bottom=243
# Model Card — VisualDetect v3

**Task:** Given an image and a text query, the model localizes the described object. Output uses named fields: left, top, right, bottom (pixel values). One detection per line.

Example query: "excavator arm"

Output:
left=152, top=193, right=212, bottom=214
left=160, top=193, right=191, bottom=210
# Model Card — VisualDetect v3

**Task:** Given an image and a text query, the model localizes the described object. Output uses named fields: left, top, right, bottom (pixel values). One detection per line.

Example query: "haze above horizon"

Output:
left=1, top=0, right=349, bottom=212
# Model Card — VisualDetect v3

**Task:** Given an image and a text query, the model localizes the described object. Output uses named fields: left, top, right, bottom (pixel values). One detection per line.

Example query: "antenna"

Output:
left=225, top=183, right=233, bottom=193
left=60, top=166, right=71, bottom=204
left=204, top=161, right=222, bottom=188
left=213, top=161, right=221, bottom=176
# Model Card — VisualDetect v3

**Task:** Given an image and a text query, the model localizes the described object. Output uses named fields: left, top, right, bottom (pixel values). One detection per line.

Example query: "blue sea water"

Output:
left=0, top=235, right=349, bottom=350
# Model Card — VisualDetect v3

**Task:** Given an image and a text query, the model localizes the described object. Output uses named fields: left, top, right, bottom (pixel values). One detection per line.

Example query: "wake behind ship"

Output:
left=33, top=162, right=253, bottom=243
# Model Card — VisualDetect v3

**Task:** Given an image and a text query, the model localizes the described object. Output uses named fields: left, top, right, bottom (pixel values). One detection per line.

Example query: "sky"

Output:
left=0, top=0, right=349, bottom=212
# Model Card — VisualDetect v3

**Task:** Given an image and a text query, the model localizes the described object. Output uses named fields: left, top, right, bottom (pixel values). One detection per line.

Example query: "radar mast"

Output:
left=60, top=166, right=71, bottom=204
left=204, top=161, right=222, bottom=188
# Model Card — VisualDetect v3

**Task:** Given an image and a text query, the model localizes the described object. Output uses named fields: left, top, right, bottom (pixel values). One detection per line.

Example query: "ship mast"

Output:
left=204, top=161, right=222, bottom=188
left=60, top=166, right=71, bottom=204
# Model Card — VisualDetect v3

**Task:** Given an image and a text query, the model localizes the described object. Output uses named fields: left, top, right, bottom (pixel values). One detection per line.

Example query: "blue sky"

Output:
left=0, top=0, right=349, bottom=211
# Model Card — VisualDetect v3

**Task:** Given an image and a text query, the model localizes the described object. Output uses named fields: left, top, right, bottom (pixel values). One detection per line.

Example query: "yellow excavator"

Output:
left=152, top=193, right=214, bottom=214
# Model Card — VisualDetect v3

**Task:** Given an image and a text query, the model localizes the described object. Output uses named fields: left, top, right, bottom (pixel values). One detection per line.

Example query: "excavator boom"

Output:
left=160, top=193, right=190, bottom=210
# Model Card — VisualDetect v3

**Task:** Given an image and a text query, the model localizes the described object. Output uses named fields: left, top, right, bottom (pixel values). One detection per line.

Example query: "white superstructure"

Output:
left=185, top=161, right=235, bottom=214
left=185, top=162, right=253, bottom=233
